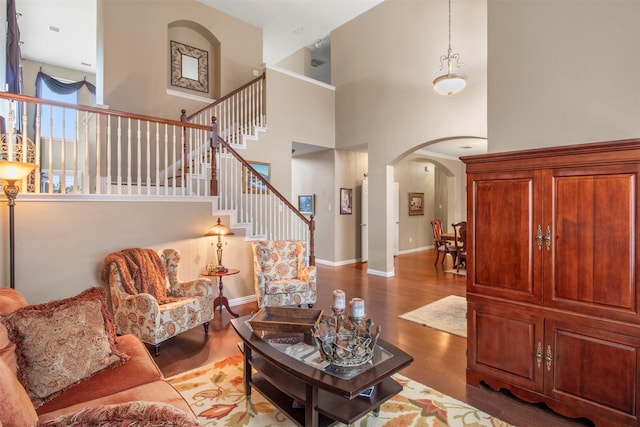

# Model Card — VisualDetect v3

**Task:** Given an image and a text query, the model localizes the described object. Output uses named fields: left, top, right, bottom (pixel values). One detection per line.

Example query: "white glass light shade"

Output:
left=433, top=73, right=468, bottom=97
left=0, top=161, right=37, bottom=183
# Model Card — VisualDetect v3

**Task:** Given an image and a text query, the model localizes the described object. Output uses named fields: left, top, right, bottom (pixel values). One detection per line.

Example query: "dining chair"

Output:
left=451, top=221, right=467, bottom=272
left=431, top=219, right=458, bottom=266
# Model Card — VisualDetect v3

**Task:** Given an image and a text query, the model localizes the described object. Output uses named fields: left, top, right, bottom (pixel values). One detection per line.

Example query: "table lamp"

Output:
left=0, top=160, right=38, bottom=289
left=204, top=218, right=233, bottom=273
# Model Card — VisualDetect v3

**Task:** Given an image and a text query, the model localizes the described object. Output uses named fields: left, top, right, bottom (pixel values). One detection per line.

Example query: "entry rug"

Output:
left=445, top=268, right=467, bottom=277
left=399, top=295, right=467, bottom=338
left=167, top=353, right=512, bottom=426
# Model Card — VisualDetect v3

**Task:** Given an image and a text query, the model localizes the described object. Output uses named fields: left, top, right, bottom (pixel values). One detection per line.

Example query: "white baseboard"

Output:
left=367, top=268, right=395, bottom=277
left=316, top=258, right=360, bottom=267
left=228, top=294, right=256, bottom=308
left=396, top=246, right=431, bottom=255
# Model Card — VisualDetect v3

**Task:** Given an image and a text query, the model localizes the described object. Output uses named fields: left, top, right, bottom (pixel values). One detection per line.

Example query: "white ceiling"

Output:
left=201, top=0, right=384, bottom=64
left=13, top=0, right=485, bottom=159
left=14, top=0, right=384, bottom=73
left=16, top=0, right=97, bottom=73
left=418, top=138, right=487, bottom=159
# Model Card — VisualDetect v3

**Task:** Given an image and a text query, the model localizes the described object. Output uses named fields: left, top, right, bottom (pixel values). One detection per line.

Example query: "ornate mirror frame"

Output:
left=170, top=40, right=209, bottom=93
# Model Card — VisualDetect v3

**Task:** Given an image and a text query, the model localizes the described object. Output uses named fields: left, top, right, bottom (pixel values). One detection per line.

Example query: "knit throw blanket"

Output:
left=102, top=248, right=178, bottom=305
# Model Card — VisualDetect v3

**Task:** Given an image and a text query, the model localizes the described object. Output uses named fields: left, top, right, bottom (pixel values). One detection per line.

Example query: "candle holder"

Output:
left=331, top=306, right=346, bottom=333
left=312, top=306, right=381, bottom=367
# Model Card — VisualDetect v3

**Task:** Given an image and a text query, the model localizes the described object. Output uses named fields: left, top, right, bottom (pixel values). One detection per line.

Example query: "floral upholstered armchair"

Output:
left=251, top=240, right=317, bottom=308
left=102, top=248, right=215, bottom=356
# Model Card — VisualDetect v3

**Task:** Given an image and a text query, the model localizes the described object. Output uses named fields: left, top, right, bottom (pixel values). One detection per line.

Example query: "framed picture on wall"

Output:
left=340, top=188, right=352, bottom=215
left=243, top=161, right=270, bottom=193
left=298, top=194, right=315, bottom=215
left=409, top=192, right=424, bottom=215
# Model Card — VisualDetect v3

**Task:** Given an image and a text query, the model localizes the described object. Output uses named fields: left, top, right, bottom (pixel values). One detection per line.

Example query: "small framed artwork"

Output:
left=170, top=40, right=209, bottom=93
left=298, top=194, right=315, bottom=215
left=409, top=192, right=424, bottom=216
left=340, top=188, right=352, bottom=215
left=243, top=161, right=271, bottom=193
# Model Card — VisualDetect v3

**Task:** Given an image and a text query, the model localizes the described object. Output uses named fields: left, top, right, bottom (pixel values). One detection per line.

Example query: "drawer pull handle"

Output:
left=544, top=225, right=552, bottom=251
left=536, top=225, right=543, bottom=250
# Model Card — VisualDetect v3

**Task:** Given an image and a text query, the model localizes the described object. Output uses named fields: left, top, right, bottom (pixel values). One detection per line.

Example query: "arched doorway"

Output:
left=389, top=137, right=486, bottom=255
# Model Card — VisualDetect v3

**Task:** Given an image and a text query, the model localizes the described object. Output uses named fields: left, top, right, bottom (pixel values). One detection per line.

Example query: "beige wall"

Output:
left=277, top=47, right=311, bottom=77
left=4, top=199, right=255, bottom=305
left=292, top=149, right=335, bottom=263
left=394, top=160, right=435, bottom=252
left=99, top=0, right=262, bottom=119
left=240, top=66, right=335, bottom=198
left=488, top=0, right=640, bottom=152
left=332, top=0, right=487, bottom=273
left=334, top=150, right=368, bottom=263
left=394, top=154, right=467, bottom=253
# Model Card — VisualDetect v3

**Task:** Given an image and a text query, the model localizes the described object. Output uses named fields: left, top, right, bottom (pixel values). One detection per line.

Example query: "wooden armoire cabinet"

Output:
left=462, top=139, right=640, bottom=427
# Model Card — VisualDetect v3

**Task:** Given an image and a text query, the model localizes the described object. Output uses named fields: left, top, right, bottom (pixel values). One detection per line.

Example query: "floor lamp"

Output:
left=0, top=160, right=37, bottom=289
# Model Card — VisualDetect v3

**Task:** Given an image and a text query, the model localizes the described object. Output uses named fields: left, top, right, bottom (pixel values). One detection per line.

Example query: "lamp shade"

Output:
left=204, top=218, right=233, bottom=237
left=433, top=73, right=467, bottom=97
left=0, top=161, right=37, bottom=183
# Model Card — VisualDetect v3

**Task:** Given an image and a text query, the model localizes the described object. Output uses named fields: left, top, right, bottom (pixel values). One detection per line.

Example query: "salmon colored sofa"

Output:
left=0, top=287, right=201, bottom=426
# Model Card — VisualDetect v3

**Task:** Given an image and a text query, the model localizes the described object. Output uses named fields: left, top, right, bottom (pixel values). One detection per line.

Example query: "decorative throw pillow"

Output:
left=39, top=401, right=201, bottom=427
left=0, top=288, right=30, bottom=374
left=0, top=356, right=38, bottom=427
left=1, top=287, right=129, bottom=408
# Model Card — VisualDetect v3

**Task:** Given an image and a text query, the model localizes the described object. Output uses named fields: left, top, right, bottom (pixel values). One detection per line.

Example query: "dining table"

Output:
left=441, top=232, right=457, bottom=241
left=440, top=232, right=461, bottom=268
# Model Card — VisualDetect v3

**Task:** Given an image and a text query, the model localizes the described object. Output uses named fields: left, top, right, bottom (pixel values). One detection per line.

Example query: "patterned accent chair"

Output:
left=251, top=240, right=317, bottom=308
left=103, top=248, right=215, bottom=356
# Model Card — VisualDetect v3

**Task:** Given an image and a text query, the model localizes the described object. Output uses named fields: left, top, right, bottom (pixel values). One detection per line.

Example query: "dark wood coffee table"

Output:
left=231, top=316, right=413, bottom=427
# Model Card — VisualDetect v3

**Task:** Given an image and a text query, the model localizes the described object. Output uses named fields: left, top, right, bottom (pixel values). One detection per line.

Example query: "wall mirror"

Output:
left=170, top=40, right=209, bottom=93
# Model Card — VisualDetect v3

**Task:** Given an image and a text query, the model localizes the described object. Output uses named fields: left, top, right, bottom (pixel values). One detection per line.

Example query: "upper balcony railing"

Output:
left=186, top=74, right=265, bottom=149
left=0, top=72, right=315, bottom=263
left=0, top=91, right=212, bottom=197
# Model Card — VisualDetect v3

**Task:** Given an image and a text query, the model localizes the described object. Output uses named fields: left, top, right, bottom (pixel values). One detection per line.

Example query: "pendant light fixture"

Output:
left=433, top=0, right=467, bottom=97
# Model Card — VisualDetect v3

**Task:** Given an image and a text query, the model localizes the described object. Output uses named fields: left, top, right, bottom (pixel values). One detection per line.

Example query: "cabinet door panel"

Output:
left=546, top=166, right=640, bottom=322
left=468, top=171, right=542, bottom=304
left=468, top=299, right=543, bottom=391
left=547, top=319, right=640, bottom=423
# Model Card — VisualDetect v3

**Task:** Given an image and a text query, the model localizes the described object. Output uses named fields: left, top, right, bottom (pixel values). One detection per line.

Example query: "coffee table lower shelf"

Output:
left=248, top=355, right=402, bottom=426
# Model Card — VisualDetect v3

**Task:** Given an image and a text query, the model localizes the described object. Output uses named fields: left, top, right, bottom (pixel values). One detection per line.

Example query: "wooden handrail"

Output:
left=215, top=132, right=315, bottom=265
left=0, top=91, right=208, bottom=131
left=186, top=73, right=265, bottom=121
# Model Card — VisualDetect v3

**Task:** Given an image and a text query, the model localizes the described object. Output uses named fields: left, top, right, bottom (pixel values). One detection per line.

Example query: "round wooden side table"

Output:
left=202, top=268, right=240, bottom=318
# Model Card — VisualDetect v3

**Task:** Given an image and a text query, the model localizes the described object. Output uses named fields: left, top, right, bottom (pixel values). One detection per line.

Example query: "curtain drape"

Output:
left=35, top=71, right=96, bottom=97
left=6, top=0, right=22, bottom=94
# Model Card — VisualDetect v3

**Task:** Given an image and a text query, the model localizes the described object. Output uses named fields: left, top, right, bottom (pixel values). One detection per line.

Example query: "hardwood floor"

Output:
left=154, top=249, right=595, bottom=427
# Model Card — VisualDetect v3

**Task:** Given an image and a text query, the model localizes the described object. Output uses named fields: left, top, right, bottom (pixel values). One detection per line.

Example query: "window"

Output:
left=40, top=170, right=82, bottom=194
left=40, top=82, right=77, bottom=140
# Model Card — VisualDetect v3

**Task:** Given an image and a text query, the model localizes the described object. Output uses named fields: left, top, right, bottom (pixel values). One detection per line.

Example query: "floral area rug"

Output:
left=399, top=295, right=467, bottom=338
left=166, top=353, right=512, bottom=426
